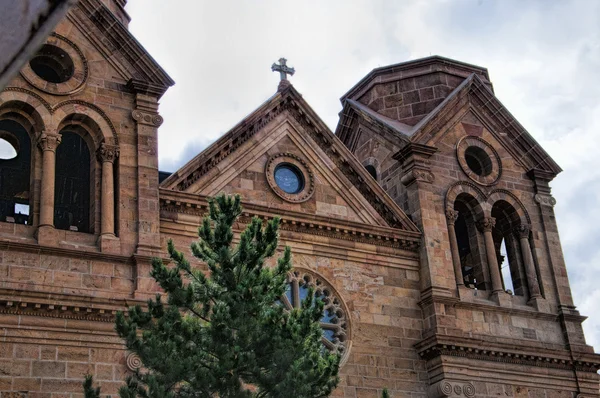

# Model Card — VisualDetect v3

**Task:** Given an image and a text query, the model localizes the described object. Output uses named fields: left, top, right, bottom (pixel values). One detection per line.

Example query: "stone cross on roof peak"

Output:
left=271, top=58, right=295, bottom=80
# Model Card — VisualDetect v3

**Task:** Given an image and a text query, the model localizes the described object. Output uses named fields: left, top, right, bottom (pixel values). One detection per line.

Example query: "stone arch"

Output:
left=0, top=88, right=52, bottom=131
left=52, top=100, right=118, bottom=146
left=487, top=189, right=530, bottom=226
left=445, top=181, right=488, bottom=215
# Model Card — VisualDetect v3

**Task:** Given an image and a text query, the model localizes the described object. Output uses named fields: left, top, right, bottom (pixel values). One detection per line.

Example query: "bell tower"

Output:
left=337, top=56, right=600, bottom=396
left=0, top=0, right=173, bottom=395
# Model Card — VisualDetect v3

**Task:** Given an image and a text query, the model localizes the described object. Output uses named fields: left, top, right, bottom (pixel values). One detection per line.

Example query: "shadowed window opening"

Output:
left=465, top=146, right=492, bottom=176
left=29, top=44, right=74, bottom=84
left=0, top=120, right=31, bottom=225
left=492, top=201, right=527, bottom=297
left=453, top=195, right=487, bottom=291
left=54, top=130, right=91, bottom=233
left=365, top=165, right=377, bottom=180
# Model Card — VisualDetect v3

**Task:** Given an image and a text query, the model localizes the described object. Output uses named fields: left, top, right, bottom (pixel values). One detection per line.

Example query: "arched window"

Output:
left=0, top=120, right=31, bottom=225
left=491, top=201, right=527, bottom=297
left=54, top=130, right=91, bottom=233
left=279, top=270, right=348, bottom=356
left=453, top=194, right=487, bottom=290
left=364, top=164, right=377, bottom=180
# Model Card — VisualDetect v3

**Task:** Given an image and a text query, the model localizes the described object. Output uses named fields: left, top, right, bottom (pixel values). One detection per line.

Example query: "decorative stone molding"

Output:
left=534, top=193, right=557, bottom=207
left=477, top=217, right=496, bottom=232
left=20, top=33, right=88, bottom=96
left=418, top=342, right=600, bottom=373
left=514, top=224, right=531, bottom=239
left=132, top=109, right=164, bottom=127
left=37, top=130, right=62, bottom=152
left=265, top=152, right=315, bottom=203
left=126, top=352, right=142, bottom=371
left=97, top=143, right=120, bottom=163
left=159, top=196, right=420, bottom=252
left=429, top=380, right=476, bottom=398
left=456, top=135, right=502, bottom=186
left=445, top=209, right=459, bottom=225
left=0, top=297, right=120, bottom=323
left=400, top=168, right=435, bottom=185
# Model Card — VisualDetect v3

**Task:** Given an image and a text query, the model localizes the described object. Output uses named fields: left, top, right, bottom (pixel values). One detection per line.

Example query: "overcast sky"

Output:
left=126, top=0, right=600, bottom=349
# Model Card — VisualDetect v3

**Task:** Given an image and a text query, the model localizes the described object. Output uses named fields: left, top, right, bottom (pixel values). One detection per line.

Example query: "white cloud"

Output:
left=126, top=0, right=600, bottom=350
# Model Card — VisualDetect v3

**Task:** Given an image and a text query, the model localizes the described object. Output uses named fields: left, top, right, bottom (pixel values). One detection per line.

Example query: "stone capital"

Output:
left=445, top=209, right=459, bottom=225
left=97, top=143, right=120, bottom=163
left=477, top=217, right=496, bottom=232
left=132, top=109, right=163, bottom=127
left=37, top=130, right=61, bottom=152
left=514, top=224, right=531, bottom=239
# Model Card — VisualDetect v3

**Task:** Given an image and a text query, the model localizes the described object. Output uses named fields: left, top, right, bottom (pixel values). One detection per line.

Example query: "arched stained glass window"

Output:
left=280, top=270, right=348, bottom=355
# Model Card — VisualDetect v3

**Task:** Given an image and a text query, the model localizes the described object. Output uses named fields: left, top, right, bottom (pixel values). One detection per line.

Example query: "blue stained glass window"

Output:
left=322, top=329, right=335, bottom=342
left=278, top=275, right=347, bottom=354
left=274, top=164, right=304, bottom=194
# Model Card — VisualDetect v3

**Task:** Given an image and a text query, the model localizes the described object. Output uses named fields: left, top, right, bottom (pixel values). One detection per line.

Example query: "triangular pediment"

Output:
left=409, top=74, right=561, bottom=175
left=68, top=0, right=174, bottom=97
left=161, top=86, right=419, bottom=233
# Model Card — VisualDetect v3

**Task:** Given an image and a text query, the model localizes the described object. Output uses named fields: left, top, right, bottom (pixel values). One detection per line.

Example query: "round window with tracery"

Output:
left=279, top=270, right=350, bottom=357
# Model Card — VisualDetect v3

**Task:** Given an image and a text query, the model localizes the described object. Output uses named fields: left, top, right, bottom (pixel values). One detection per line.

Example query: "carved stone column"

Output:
left=514, top=224, right=542, bottom=299
left=478, top=217, right=504, bottom=294
left=37, top=130, right=61, bottom=228
left=446, top=209, right=464, bottom=287
left=97, top=143, right=119, bottom=237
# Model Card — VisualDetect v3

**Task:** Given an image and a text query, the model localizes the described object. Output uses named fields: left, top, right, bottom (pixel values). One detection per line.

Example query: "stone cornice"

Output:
left=0, top=288, right=141, bottom=323
left=415, top=335, right=600, bottom=373
left=0, top=238, right=133, bottom=264
left=159, top=190, right=421, bottom=252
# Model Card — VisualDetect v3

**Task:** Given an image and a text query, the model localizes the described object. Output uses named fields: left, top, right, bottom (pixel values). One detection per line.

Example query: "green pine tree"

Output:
left=84, top=193, right=340, bottom=397
left=381, top=388, right=390, bottom=398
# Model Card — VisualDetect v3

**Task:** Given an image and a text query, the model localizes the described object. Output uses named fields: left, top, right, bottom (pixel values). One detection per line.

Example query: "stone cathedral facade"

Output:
left=0, top=1, right=598, bottom=397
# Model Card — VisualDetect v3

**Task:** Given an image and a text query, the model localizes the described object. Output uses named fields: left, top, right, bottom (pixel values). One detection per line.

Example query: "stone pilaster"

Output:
left=127, top=79, right=166, bottom=298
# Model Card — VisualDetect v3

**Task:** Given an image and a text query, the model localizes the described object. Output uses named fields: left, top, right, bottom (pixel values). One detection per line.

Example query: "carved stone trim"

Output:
left=477, top=216, right=496, bottom=232
left=514, top=224, right=531, bottom=239
left=0, top=297, right=120, bottom=323
left=445, top=209, right=459, bottom=225
left=132, top=109, right=164, bottom=127
left=20, top=33, right=88, bottom=96
left=456, top=135, right=502, bottom=186
left=37, top=130, right=62, bottom=152
left=534, top=193, right=556, bottom=207
left=265, top=153, right=315, bottom=203
left=418, top=343, right=600, bottom=373
left=97, top=143, right=120, bottom=163
left=400, top=168, right=434, bottom=186
left=429, top=380, right=476, bottom=398
left=126, top=352, right=142, bottom=371
left=159, top=198, right=420, bottom=252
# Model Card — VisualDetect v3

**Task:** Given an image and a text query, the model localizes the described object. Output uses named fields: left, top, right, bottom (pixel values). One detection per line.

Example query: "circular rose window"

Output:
left=281, top=269, right=351, bottom=361
left=21, top=33, right=88, bottom=95
left=266, top=153, right=314, bottom=202
left=274, top=164, right=304, bottom=194
left=456, top=136, right=501, bottom=186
